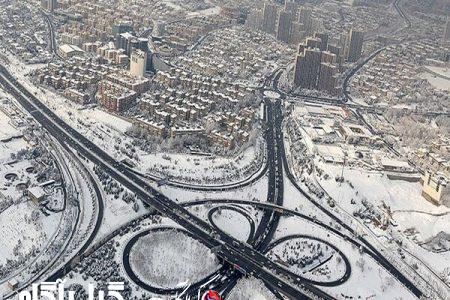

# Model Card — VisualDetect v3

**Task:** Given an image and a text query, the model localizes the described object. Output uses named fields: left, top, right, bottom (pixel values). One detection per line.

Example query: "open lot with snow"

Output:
left=267, top=237, right=346, bottom=283
left=228, top=277, right=275, bottom=300
left=316, top=161, right=450, bottom=285
left=0, top=202, right=60, bottom=268
left=209, top=206, right=253, bottom=242
left=275, top=216, right=417, bottom=299
left=129, top=229, right=220, bottom=289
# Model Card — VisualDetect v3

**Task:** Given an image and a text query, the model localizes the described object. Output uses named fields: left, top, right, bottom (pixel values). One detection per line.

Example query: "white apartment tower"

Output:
left=130, top=49, right=147, bottom=77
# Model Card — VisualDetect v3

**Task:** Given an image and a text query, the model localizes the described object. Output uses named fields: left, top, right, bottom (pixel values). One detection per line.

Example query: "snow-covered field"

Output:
left=316, top=161, right=450, bottom=287
left=420, top=72, right=450, bottom=92
left=0, top=110, right=21, bottom=141
left=0, top=202, right=59, bottom=267
left=285, top=100, right=450, bottom=294
left=94, top=190, right=146, bottom=242
left=129, top=229, right=220, bottom=289
left=228, top=277, right=275, bottom=300
left=318, top=162, right=450, bottom=239
left=187, top=6, right=221, bottom=18
left=275, top=216, right=417, bottom=299
left=66, top=215, right=276, bottom=300
left=142, top=143, right=264, bottom=184
left=267, top=237, right=346, bottom=283
left=0, top=107, right=55, bottom=269
left=209, top=207, right=253, bottom=242
left=0, top=103, right=27, bottom=162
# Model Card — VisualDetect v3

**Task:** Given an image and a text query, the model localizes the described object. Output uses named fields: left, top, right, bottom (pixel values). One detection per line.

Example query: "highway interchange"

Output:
left=0, top=61, right=429, bottom=299
left=0, top=63, right=331, bottom=299
left=0, top=0, right=438, bottom=297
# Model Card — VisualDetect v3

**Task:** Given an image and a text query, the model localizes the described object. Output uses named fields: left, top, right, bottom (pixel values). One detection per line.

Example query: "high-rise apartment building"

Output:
left=277, top=10, right=292, bottom=43
left=137, top=38, right=149, bottom=52
left=48, top=0, right=57, bottom=12
left=305, top=37, right=321, bottom=49
left=314, top=33, right=329, bottom=51
left=290, top=21, right=305, bottom=45
left=339, top=32, right=349, bottom=58
left=116, top=32, right=134, bottom=54
left=262, top=3, right=278, bottom=34
left=294, top=36, right=341, bottom=94
left=298, top=7, right=312, bottom=33
left=284, top=1, right=298, bottom=18
left=346, top=29, right=364, bottom=63
left=317, top=63, right=338, bottom=94
left=327, top=44, right=342, bottom=65
left=112, top=22, right=133, bottom=37
left=444, top=19, right=450, bottom=41
left=321, top=51, right=337, bottom=64
left=294, top=48, right=322, bottom=89
left=152, top=21, right=166, bottom=37
left=130, top=49, right=147, bottom=77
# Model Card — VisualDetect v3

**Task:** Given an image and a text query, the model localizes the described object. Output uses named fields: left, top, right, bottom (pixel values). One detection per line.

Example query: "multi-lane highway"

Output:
left=267, top=67, right=425, bottom=298
left=0, top=64, right=336, bottom=299
left=0, top=0, right=437, bottom=298
left=40, top=11, right=62, bottom=60
left=393, top=0, right=411, bottom=29
left=1, top=53, right=429, bottom=298
left=262, top=64, right=425, bottom=298
left=1, top=2, right=428, bottom=295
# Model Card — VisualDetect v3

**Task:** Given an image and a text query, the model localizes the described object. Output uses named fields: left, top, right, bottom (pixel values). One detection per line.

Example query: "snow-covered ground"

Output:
left=0, top=101, right=27, bottom=162
left=88, top=161, right=147, bottom=243
left=188, top=203, right=263, bottom=243
left=0, top=202, right=59, bottom=267
left=160, top=171, right=268, bottom=203
left=267, top=237, right=346, bottom=283
left=312, top=165, right=450, bottom=290
left=129, top=229, right=220, bottom=289
left=424, top=66, right=450, bottom=79
left=228, top=277, right=276, bottom=300
left=316, top=161, right=450, bottom=287
left=0, top=88, right=78, bottom=296
left=0, top=137, right=26, bottom=163
left=263, top=91, right=281, bottom=99
left=187, top=6, right=221, bottom=18
left=142, top=143, right=264, bottom=184
left=0, top=110, right=21, bottom=141
left=0, top=102, right=60, bottom=274
left=209, top=207, right=253, bottom=242
left=420, top=72, right=450, bottom=92
left=318, top=162, right=450, bottom=240
left=275, top=216, right=417, bottom=299
left=284, top=102, right=450, bottom=297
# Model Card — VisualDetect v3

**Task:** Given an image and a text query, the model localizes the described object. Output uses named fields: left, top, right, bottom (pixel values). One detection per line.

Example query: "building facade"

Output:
left=130, top=49, right=147, bottom=77
left=347, top=29, right=364, bottom=63
left=444, top=19, right=450, bottom=41
left=277, top=10, right=292, bottom=43
left=262, top=3, right=278, bottom=34
left=421, top=172, right=450, bottom=206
